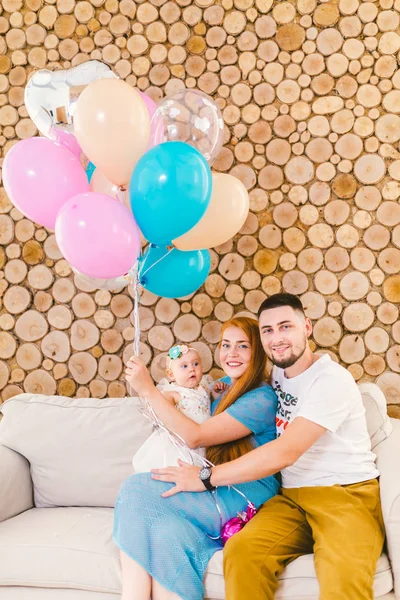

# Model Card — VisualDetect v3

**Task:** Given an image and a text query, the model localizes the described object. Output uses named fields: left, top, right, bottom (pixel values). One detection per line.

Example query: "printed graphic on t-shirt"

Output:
left=272, top=379, right=299, bottom=437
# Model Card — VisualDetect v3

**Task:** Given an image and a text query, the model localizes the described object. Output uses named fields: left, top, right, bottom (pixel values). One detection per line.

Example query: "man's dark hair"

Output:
left=257, top=293, right=305, bottom=319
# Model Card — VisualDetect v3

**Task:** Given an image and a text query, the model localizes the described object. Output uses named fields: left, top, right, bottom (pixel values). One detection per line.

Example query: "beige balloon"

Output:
left=173, top=173, right=249, bottom=250
left=90, top=168, right=131, bottom=210
left=74, top=79, right=150, bottom=186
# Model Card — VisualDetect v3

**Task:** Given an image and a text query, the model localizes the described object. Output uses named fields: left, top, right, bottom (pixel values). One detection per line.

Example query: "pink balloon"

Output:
left=137, top=90, right=164, bottom=148
left=55, top=192, right=141, bottom=278
left=52, top=128, right=82, bottom=159
left=2, top=137, right=89, bottom=229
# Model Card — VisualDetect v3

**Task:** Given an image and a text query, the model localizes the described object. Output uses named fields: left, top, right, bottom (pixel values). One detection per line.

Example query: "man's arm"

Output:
left=210, top=417, right=327, bottom=486
left=152, top=417, right=327, bottom=496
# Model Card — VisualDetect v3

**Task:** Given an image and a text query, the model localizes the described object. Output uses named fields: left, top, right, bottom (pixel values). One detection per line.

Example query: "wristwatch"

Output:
left=198, top=467, right=216, bottom=492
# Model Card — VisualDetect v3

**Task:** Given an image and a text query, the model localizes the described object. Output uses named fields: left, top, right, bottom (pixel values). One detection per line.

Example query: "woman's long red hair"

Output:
left=206, top=316, right=267, bottom=466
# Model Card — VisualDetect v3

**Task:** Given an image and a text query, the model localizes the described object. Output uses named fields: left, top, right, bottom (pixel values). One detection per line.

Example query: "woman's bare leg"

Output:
left=120, top=550, right=151, bottom=600
left=152, top=578, right=183, bottom=600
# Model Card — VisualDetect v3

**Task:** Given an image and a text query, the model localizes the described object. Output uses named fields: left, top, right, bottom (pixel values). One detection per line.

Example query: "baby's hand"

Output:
left=211, top=381, right=229, bottom=399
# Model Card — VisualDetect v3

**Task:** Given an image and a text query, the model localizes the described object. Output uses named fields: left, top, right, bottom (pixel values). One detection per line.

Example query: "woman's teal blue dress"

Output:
left=113, top=380, right=279, bottom=600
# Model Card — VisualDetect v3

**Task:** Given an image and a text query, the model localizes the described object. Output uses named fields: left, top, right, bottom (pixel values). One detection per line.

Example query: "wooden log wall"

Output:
left=0, top=0, right=400, bottom=418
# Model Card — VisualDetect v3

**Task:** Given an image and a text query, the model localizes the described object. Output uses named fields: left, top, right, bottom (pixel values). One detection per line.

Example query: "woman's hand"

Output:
left=125, top=356, right=155, bottom=397
left=151, top=460, right=205, bottom=497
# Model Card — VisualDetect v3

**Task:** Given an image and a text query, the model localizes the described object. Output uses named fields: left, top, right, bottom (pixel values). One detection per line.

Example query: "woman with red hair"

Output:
left=113, top=316, right=278, bottom=600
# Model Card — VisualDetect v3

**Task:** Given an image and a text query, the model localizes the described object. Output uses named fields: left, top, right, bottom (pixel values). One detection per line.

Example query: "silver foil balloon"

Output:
left=24, top=60, right=117, bottom=141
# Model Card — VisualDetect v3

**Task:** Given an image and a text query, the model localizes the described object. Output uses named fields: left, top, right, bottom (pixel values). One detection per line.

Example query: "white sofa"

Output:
left=0, top=383, right=399, bottom=600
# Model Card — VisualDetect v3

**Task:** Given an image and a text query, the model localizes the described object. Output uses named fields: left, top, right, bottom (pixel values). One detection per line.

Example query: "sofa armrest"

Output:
left=375, top=418, right=400, bottom=598
left=0, top=444, right=33, bottom=522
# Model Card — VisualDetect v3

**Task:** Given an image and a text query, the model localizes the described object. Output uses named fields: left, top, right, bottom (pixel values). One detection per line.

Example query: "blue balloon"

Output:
left=86, top=161, right=96, bottom=183
left=130, top=142, right=212, bottom=245
left=139, top=244, right=211, bottom=299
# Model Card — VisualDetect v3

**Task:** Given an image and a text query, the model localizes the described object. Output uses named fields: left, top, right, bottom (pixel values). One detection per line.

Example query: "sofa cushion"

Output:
left=0, top=394, right=152, bottom=508
left=0, top=507, right=120, bottom=593
left=358, top=382, right=393, bottom=449
left=0, top=507, right=393, bottom=599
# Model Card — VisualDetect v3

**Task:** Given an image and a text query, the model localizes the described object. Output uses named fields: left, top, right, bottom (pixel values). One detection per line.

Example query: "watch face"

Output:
left=199, top=467, right=211, bottom=480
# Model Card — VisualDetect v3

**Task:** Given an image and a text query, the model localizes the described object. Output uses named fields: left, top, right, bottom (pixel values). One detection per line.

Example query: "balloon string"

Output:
left=139, top=245, right=175, bottom=280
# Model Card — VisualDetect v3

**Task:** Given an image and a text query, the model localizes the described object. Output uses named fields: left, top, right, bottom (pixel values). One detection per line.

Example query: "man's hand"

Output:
left=125, top=356, right=154, bottom=397
left=151, top=460, right=205, bottom=497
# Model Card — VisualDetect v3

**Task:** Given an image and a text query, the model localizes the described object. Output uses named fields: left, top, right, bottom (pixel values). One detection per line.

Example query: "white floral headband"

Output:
left=167, top=345, right=197, bottom=369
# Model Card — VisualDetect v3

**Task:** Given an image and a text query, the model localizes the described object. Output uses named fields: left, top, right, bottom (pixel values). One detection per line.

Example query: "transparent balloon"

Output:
left=72, top=267, right=135, bottom=292
left=24, top=60, right=117, bottom=143
left=151, top=90, right=224, bottom=165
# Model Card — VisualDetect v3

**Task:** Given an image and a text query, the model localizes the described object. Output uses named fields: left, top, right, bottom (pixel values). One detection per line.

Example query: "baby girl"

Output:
left=133, top=344, right=227, bottom=473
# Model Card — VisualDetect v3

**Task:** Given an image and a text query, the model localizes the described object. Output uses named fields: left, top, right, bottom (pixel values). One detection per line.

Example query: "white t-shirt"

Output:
left=271, top=354, right=379, bottom=488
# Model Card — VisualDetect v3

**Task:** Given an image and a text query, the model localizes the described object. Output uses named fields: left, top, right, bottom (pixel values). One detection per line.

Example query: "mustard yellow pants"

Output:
left=224, top=478, right=385, bottom=600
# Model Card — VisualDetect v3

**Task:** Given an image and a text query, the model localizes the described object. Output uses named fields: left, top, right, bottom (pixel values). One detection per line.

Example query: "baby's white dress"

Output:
left=132, top=376, right=213, bottom=473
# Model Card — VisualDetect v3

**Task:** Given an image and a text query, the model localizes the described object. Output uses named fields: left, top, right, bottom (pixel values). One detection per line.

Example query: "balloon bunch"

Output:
left=3, top=60, right=249, bottom=301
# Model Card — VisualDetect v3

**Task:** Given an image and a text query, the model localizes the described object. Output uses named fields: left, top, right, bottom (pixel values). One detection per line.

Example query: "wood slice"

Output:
left=41, top=330, right=70, bottom=362
left=110, top=294, right=133, bottom=318
left=342, top=303, right=374, bottom=332
left=324, top=200, right=350, bottom=226
left=71, top=292, right=96, bottom=318
left=71, top=320, right=100, bottom=351
left=173, top=314, right=201, bottom=342
left=386, top=346, right=400, bottom=374
left=339, top=272, right=369, bottom=301
left=0, top=332, right=17, bottom=360
left=68, top=352, right=97, bottom=384
left=377, top=302, right=399, bottom=325
left=313, top=316, right=342, bottom=347
left=259, top=224, right=282, bottom=249
left=0, top=360, right=10, bottom=391
left=225, top=283, right=244, bottom=305
left=147, top=325, right=174, bottom=351
left=33, top=291, right=52, bottom=313
left=218, top=253, right=245, bottom=281
left=378, top=248, right=400, bottom=274
left=23, top=369, right=56, bottom=395
left=0, top=215, right=14, bottom=245
left=282, top=270, right=309, bottom=295
left=154, top=297, right=180, bottom=323
left=57, top=378, right=76, bottom=397
left=363, top=354, right=386, bottom=377
left=214, top=300, right=234, bottom=321
left=363, top=224, right=390, bottom=251
left=89, top=379, right=107, bottom=399
left=350, top=248, right=375, bottom=273
left=134, top=306, right=154, bottom=331
left=15, top=310, right=48, bottom=341
left=101, top=329, right=123, bottom=353
left=239, top=272, right=260, bottom=293
left=98, top=354, right=122, bottom=381
left=297, top=248, right=324, bottom=274
left=27, top=264, right=54, bottom=290
left=301, top=291, right=326, bottom=319
left=364, top=327, right=390, bottom=354
left=354, top=154, right=386, bottom=184
left=192, top=293, right=213, bottom=318
left=3, top=285, right=31, bottom=314
left=376, top=372, right=400, bottom=404
left=339, top=335, right=365, bottom=364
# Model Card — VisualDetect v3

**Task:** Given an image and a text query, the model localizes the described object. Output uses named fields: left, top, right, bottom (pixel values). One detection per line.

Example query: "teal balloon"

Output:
left=86, top=161, right=96, bottom=183
left=130, top=142, right=212, bottom=245
left=139, top=244, right=211, bottom=299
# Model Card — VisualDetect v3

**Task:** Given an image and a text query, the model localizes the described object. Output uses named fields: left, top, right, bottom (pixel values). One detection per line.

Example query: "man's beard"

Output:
left=268, top=336, right=308, bottom=369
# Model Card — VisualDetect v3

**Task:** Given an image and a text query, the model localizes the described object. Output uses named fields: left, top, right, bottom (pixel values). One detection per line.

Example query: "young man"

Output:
left=152, top=293, right=384, bottom=600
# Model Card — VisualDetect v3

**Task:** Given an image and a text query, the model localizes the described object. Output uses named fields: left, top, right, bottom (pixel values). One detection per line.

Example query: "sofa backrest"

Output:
left=0, top=382, right=392, bottom=508
left=0, top=394, right=152, bottom=508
